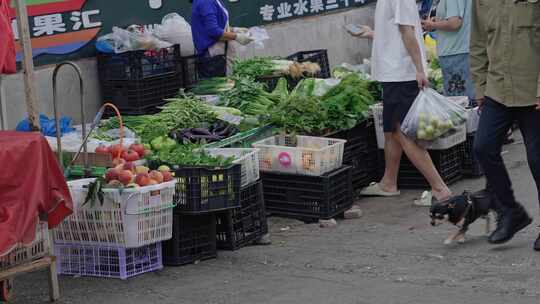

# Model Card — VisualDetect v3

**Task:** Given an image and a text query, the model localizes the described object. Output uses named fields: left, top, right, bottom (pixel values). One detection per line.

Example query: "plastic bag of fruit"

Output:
left=401, top=88, right=467, bottom=144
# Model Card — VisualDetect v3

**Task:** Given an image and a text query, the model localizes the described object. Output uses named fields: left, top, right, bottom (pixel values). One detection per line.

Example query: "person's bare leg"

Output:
left=394, top=128, right=452, bottom=201
left=379, top=132, right=403, bottom=193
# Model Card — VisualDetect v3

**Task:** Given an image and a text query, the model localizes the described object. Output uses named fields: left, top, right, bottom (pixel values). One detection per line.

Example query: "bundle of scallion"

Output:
left=232, top=57, right=321, bottom=79
left=190, top=77, right=235, bottom=95
left=218, top=76, right=280, bottom=117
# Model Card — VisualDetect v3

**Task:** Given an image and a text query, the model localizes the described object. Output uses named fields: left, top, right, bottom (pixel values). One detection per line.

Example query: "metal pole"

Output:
left=52, top=62, right=86, bottom=171
left=13, top=0, right=40, bottom=131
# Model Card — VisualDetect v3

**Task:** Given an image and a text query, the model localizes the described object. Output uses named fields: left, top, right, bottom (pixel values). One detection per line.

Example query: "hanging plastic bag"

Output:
left=248, top=27, right=269, bottom=49
left=401, top=88, right=467, bottom=143
left=154, top=13, right=195, bottom=56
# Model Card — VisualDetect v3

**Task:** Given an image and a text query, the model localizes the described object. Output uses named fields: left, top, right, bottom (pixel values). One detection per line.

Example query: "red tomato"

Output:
left=122, top=149, right=140, bottom=162
left=95, top=144, right=109, bottom=154
left=129, top=143, right=146, bottom=157
left=109, top=144, right=124, bottom=158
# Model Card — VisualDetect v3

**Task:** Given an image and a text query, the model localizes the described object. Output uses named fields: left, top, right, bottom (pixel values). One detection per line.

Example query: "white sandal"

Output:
left=413, top=191, right=433, bottom=206
left=360, top=182, right=400, bottom=197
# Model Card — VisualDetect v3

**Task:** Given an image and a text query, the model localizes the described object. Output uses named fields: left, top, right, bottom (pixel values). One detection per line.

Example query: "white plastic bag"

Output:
left=248, top=27, right=269, bottom=49
left=154, top=13, right=195, bottom=56
left=104, top=26, right=171, bottom=53
left=401, top=88, right=467, bottom=143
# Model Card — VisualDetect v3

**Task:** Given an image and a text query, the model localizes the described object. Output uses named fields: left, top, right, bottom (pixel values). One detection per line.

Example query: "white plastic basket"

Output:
left=1, top=221, right=50, bottom=271
left=53, top=178, right=176, bottom=248
left=427, top=125, right=466, bottom=150
left=252, top=135, right=346, bottom=176
left=372, top=103, right=466, bottom=150
left=205, top=148, right=260, bottom=187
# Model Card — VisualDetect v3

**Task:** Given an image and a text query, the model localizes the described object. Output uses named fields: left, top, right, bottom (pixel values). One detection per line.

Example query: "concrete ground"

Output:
left=12, top=134, right=540, bottom=304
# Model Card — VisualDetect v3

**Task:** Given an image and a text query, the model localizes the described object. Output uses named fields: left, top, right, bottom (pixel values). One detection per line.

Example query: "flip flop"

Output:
left=413, top=191, right=433, bottom=207
left=360, top=182, right=400, bottom=197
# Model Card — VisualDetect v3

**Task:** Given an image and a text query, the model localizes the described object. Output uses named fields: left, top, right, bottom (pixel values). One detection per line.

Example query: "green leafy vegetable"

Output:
left=219, top=76, right=280, bottom=116
left=100, top=93, right=218, bottom=143
left=148, top=143, right=235, bottom=167
left=190, top=77, right=235, bottom=95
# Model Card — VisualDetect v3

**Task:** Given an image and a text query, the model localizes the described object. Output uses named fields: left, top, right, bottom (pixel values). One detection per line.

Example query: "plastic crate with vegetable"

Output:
left=253, top=135, right=346, bottom=176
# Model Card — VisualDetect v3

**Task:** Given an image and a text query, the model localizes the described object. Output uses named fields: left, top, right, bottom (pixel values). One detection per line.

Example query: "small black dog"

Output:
left=430, top=189, right=497, bottom=244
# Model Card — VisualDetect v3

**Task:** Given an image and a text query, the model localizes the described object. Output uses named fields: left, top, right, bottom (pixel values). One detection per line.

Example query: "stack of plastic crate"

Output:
left=53, top=178, right=177, bottom=279
left=162, top=149, right=263, bottom=263
left=254, top=135, right=354, bottom=222
left=325, top=118, right=379, bottom=191
left=97, top=45, right=183, bottom=116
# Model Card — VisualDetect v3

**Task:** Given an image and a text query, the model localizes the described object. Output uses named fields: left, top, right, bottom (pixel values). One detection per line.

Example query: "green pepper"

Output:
left=151, top=136, right=165, bottom=151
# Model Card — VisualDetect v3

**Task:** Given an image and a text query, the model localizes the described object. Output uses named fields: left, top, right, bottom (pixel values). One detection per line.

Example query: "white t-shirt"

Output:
left=371, top=0, right=428, bottom=82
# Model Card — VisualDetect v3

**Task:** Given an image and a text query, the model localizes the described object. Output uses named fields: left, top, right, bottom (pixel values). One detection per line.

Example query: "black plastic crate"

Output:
left=173, top=164, right=242, bottom=214
left=101, top=72, right=182, bottom=115
left=216, top=181, right=268, bottom=250
left=181, top=54, right=227, bottom=88
left=326, top=119, right=379, bottom=190
left=97, top=45, right=182, bottom=81
left=262, top=166, right=353, bottom=222
left=460, top=133, right=484, bottom=177
left=259, top=49, right=331, bottom=92
left=162, top=213, right=217, bottom=266
left=377, top=144, right=463, bottom=189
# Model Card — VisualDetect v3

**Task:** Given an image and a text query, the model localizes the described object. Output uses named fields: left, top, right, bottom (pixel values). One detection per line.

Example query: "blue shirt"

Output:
left=435, top=0, right=471, bottom=57
left=191, top=0, right=228, bottom=55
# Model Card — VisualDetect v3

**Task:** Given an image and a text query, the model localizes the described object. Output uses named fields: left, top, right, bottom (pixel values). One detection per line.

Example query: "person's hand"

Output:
left=235, top=33, right=254, bottom=45
left=350, top=25, right=374, bottom=39
left=231, top=27, right=249, bottom=34
left=536, top=98, right=540, bottom=110
left=421, top=19, right=435, bottom=32
left=475, top=97, right=485, bottom=111
left=421, top=17, right=439, bottom=32
left=416, top=72, right=429, bottom=89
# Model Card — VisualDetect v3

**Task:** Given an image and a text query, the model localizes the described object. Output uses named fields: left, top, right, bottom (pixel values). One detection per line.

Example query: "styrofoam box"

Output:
left=371, top=103, right=466, bottom=150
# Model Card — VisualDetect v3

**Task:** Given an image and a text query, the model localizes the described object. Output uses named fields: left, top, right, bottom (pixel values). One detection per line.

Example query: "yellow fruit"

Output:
left=158, top=165, right=171, bottom=172
left=135, top=166, right=149, bottom=175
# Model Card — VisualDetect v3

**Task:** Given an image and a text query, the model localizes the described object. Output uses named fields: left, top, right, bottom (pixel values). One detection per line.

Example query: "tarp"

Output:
left=0, top=131, right=73, bottom=257
left=0, top=0, right=16, bottom=74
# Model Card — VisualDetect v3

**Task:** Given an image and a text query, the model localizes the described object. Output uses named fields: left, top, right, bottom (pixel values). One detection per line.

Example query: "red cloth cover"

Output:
left=0, top=131, right=73, bottom=256
left=0, top=0, right=16, bottom=74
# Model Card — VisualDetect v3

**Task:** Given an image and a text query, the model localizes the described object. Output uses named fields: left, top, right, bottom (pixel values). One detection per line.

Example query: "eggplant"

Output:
left=191, top=128, right=213, bottom=136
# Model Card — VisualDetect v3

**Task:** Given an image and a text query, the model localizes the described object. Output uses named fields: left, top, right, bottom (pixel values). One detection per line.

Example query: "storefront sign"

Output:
left=257, top=0, right=373, bottom=23
left=8, top=0, right=374, bottom=65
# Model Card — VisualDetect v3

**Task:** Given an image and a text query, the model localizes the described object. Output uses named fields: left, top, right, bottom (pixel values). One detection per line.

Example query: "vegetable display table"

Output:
left=0, top=131, right=73, bottom=302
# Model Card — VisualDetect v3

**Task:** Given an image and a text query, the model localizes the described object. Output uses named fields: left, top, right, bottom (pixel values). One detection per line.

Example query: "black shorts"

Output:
left=382, top=81, right=419, bottom=132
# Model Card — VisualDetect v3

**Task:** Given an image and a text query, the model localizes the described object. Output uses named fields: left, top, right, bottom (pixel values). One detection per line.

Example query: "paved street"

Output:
left=14, top=133, right=540, bottom=304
